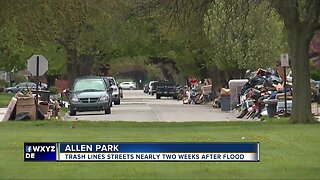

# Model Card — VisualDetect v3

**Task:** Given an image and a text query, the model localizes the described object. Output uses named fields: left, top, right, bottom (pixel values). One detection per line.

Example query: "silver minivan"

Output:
left=69, top=77, right=112, bottom=116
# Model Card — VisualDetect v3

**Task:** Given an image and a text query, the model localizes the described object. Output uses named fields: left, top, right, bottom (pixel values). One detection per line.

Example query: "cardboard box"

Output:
left=16, top=96, right=35, bottom=105
left=16, top=96, right=36, bottom=120
left=1, top=97, right=17, bottom=122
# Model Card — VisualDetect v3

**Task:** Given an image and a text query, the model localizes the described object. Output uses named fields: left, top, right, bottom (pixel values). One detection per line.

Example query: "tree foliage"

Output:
left=204, top=0, right=287, bottom=70
left=1, top=0, right=320, bottom=124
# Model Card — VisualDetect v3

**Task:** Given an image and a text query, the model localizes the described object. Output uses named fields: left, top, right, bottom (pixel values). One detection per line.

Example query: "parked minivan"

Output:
left=68, top=76, right=112, bottom=116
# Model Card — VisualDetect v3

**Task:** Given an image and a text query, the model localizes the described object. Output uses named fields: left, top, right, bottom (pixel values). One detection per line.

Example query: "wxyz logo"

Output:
left=27, top=146, right=56, bottom=152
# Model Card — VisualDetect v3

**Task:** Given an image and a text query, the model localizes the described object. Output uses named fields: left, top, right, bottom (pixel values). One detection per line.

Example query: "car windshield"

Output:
left=17, top=83, right=25, bottom=87
left=73, top=79, right=105, bottom=92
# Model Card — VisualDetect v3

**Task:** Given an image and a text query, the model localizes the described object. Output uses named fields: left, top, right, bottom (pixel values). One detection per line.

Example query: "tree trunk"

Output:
left=271, top=0, right=320, bottom=124
left=66, top=48, right=78, bottom=88
left=288, top=25, right=315, bottom=124
left=209, top=67, right=230, bottom=98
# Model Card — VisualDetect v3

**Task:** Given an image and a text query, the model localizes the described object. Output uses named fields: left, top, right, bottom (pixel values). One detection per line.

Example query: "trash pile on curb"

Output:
left=1, top=89, right=61, bottom=121
left=211, top=68, right=319, bottom=119
left=178, top=79, right=213, bottom=105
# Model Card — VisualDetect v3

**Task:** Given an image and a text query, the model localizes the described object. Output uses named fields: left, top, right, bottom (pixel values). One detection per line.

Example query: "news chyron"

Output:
left=24, top=142, right=57, bottom=161
left=24, top=142, right=260, bottom=162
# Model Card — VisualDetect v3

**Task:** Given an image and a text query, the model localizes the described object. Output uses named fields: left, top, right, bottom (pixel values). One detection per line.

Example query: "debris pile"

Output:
left=222, top=68, right=318, bottom=118
left=1, top=89, right=61, bottom=121
left=179, top=78, right=213, bottom=105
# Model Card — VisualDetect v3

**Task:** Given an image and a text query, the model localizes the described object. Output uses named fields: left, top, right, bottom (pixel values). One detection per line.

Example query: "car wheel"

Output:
left=114, top=98, right=120, bottom=105
left=7, top=90, right=13, bottom=93
left=69, top=110, right=76, bottom=116
left=130, top=87, right=134, bottom=90
left=110, top=102, right=113, bottom=107
left=105, top=107, right=111, bottom=114
left=156, top=94, right=161, bottom=99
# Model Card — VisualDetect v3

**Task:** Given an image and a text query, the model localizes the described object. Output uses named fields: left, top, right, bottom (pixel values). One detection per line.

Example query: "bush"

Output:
left=0, top=79, right=8, bottom=92
left=49, top=86, right=60, bottom=95
left=0, top=79, right=9, bottom=88
left=12, top=74, right=28, bottom=84
left=310, top=70, right=320, bottom=81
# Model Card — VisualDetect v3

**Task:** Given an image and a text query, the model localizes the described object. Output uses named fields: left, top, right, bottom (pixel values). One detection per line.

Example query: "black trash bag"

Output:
left=241, top=75, right=269, bottom=95
left=241, top=82, right=251, bottom=95
left=9, top=106, right=17, bottom=120
left=37, top=108, right=45, bottom=120
left=249, top=75, right=266, bottom=87
left=15, top=112, right=31, bottom=121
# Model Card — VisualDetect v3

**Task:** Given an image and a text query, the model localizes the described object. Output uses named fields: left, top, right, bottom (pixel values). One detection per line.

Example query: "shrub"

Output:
left=0, top=79, right=8, bottom=88
left=49, top=86, right=60, bottom=95
left=310, top=70, right=320, bottom=81
left=12, top=74, right=28, bottom=84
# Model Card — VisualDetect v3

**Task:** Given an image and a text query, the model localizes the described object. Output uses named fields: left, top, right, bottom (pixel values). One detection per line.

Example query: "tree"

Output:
left=204, top=1, right=287, bottom=70
left=11, top=0, right=118, bottom=85
left=129, top=0, right=287, bottom=90
left=271, top=0, right=320, bottom=123
left=0, top=1, right=32, bottom=73
left=132, top=0, right=320, bottom=124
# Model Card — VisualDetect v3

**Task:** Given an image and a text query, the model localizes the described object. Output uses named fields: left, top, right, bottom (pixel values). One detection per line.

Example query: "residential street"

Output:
left=65, top=90, right=249, bottom=122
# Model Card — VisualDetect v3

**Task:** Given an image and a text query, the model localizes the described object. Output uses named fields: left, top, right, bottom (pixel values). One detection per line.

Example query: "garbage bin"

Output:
left=266, top=103, right=277, bottom=118
left=220, top=96, right=231, bottom=111
left=31, top=90, right=50, bottom=102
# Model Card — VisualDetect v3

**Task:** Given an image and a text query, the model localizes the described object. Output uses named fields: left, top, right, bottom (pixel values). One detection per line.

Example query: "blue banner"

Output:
left=59, top=142, right=259, bottom=153
left=24, top=142, right=57, bottom=161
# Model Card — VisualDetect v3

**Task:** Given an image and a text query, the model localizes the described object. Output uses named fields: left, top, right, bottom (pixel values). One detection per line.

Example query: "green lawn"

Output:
left=0, top=120, right=319, bottom=179
left=0, top=93, right=14, bottom=107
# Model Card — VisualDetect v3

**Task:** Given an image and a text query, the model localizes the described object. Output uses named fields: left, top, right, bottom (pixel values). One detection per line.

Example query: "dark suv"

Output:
left=156, top=80, right=177, bottom=99
left=69, top=76, right=112, bottom=116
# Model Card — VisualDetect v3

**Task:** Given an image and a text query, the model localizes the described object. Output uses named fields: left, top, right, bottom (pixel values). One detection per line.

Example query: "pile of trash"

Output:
left=1, top=89, right=61, bottom=121
left=179, top=79, right=214, bottom=105
left=235, top=70, right=290, bottom=118
left=212, top=68, right=318, bottom=118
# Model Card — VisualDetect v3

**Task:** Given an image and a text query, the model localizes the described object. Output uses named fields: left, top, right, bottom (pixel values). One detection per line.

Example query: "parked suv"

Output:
left=104, top=77, right=123, bottom=105
left=156, top=80, right=177, bottom=99
left=69, top=76, right=112, bottom=116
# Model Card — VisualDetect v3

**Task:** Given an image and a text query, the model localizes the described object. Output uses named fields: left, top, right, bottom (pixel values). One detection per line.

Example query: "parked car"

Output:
left=119, top=82, right=136, bottom=90
left=39, top=82, right=48, bottom=90
left=148, top=81, right=158, bottom=95
left=68, top=76, right=112, bottom=116
left=156, top=80, right=177, bottom=99
left=103, top=77, right=123, bottom=105
left=5, top=82, right=38, bottom=93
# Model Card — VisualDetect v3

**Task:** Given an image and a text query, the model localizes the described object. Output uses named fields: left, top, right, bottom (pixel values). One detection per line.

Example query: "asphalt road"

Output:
left=65, top=90, right=248, bottom=122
